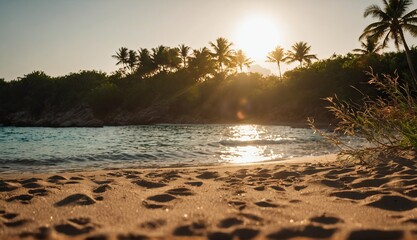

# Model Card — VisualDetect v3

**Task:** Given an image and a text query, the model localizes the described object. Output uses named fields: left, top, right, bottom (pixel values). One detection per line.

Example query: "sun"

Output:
left=234, top=15, right=282, bottom=64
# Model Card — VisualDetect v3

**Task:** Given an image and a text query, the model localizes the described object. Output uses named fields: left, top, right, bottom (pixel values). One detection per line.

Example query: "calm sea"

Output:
left=0, top=124, right=356, bottom=173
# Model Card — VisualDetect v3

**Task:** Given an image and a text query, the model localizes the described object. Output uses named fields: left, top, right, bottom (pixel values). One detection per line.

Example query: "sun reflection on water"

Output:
left=220, top=125, right=282, bottom=164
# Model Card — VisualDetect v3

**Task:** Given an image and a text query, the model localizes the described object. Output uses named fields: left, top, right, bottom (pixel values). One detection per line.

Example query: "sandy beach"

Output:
left=1, top=154, right=417, bottom=240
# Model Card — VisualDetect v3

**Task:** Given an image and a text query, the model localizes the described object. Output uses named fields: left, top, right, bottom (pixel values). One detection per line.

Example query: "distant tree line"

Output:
left=0, top=45, right=415, bottom=126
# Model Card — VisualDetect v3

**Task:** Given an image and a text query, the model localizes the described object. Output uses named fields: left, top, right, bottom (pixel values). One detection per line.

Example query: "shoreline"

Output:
left=0, top=154, right=339, bottom=175
left=0, top=117, right=335, bottom=129
left=2, top=154, right=417, bottom=239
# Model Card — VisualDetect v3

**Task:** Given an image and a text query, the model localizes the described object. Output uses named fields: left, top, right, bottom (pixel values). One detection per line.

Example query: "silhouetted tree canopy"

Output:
left=1, top=37, right=416, bottom=126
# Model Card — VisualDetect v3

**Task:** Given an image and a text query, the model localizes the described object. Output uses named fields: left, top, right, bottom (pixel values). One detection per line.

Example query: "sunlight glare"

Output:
left=221, top=125, right=281, bottom=164
left=234, top=15, right=282, bottom=64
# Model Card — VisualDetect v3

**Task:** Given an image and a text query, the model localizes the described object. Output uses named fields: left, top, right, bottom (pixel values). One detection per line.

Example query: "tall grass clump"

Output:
left=310, top=70, right=417, bottom=163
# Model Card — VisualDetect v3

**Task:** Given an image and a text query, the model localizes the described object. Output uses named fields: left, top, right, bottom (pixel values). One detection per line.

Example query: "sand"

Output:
left=1, top=154, right=417, bottom=240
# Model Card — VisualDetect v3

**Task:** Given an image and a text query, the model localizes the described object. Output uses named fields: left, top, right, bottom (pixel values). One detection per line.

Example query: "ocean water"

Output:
left=0, top=124, right=357, bottom=173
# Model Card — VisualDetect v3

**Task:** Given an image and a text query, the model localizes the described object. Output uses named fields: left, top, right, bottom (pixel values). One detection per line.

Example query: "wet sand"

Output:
left=1, top=154, right=417, bottom=240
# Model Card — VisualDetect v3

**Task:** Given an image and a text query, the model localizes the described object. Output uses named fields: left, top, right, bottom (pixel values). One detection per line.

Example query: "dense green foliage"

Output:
left=1, top=48, right=416, bottom=126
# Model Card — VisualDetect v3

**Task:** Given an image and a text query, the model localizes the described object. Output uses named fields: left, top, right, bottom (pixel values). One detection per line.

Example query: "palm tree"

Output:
left=138, top=48, right=156, bottom=76
left=266, top=46, right=285, bottom=78
left=112, top=47, right=129, bottom=70
left=166, top=47, right=181, bottom=71
left=127, top=50, right=138, bottom=73
left=188, top=47, right=215, bottom=80
left=233, top=50, right=253, bottom=72
left=209, top=37, right=234, bottom=72
left=151, top=45, right=169, bottom=72
left=353, top=37, right=383, bottom=56
left=178, top=44, right=191, bottom=68
left=361, top=0, right=417, bottom=82
left=284, top=42, right=318, bottom=67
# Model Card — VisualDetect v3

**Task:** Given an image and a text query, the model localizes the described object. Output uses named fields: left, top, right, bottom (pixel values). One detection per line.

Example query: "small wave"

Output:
left=219, top=139, right=293, bottom=146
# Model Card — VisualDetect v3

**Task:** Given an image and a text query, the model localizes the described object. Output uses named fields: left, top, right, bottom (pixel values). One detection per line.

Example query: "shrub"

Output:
left=310, top=70, right=417, bottom=163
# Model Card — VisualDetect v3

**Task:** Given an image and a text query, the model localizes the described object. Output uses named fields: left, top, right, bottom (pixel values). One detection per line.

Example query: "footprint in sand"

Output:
left=196, top=171, right=219, bottom=179
left=255, top=200, right=280, bottom=208
left=122, top=170, right=142, bottom=179
left=184, top=181, right=203, bottom=187
left=218, top=217, right=244, bottom=228
left=92, top=179, right=113, bottom=185
left=207, top=231, right=233, bottom=240
left=224, top=178, right=242, bottom=186
left=21, top=182, right=43, bottom=189
left=319, top=179, right=346, bottom=189
left=310, top=214, right=344, bottom=225
left=19, top=178, right=41, bottom=184
left=270, top=185, right=285, bottom=191
left=68, top=217, right=92, bottom=226
left=147, top=194, right=176, bottom=203
left=1, top=211, right=30, bottom=228
left=327, top=168, right=355, bottom=175
left=54, top=223, right=93, bottom=236
left=253, top=186, right=265, bottom=191
left=69, top=176, right=84, bottom=181
left=233, top=228, right=260, bottom=240
left=54, top=217, right=96, bottom=237
left=133, top=179, right=167, bottom=189
left=7, top=194, right=34, bottom=204
left=267, top=224, right=336, bottom=239
left=4, top=219, right=30, bottom=228
left=93, top=184, right=112, bottom=193
left=294, top=185, right=307, bottom=191
left=54, top=193, right=96, bottom=207
left=173, top=220, right=206, bottom=237
left=330, top=190, right=385, bottom=200
left=347, top=229, right=403, bottom=240
left=0, top=180, right=18, bottom=192
left=367, top=195, right=416, bottom=211
left=339, top=176, right=358, bottom=183
left=28, top=188, right=49, bottom=196
left=47, top=175, right=67, bottom=183
left=64, top=180, right=80, bottom=185
left=160, top=171, right=182, bottom=181
left=124, top=174, right=140, bottom=179
left=166, top=187, right=194, bottom=196
left=142, top=200, right=167, bottom=209
left=2, top=213, right=18, bottom=220
left=350, top=178, right=391, bottom=188
left=117, top=233, right=149, bottom=240
left=253, top=169, right=272, bottom=179
left=272, top=170, right=299, bottom=180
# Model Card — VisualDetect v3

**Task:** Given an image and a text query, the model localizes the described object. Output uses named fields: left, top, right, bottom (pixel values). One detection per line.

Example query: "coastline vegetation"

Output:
left=310, top=0, right=417, bottom=162
left=1, top=37, right=416, bottom=127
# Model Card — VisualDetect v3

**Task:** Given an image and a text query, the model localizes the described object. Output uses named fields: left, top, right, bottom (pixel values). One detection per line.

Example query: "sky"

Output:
left=1, top=0, right=417, bottom=81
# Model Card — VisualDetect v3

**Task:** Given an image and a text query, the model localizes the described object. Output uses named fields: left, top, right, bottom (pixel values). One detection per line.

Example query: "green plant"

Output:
left=309, top=70, right=417, bottom=163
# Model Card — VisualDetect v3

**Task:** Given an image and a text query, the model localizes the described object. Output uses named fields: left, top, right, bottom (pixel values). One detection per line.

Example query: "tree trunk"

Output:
left=400, top=29, right=417, bottom=84
left=277, top=62, right=282, bottom=80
